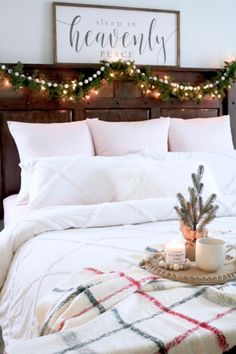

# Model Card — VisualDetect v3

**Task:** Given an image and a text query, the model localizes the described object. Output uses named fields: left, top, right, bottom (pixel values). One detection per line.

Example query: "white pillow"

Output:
left=21, top=154, right=144, bottom=210
left=143, top=151, right=236, bottom=196
left=22, top=155, right=219, bottom=210
left=87, top=118, right=170, bottom=156
left=167, top=115, right=234, bottom=152
left=110, top=160, right=219, bottom=201
left=8, top=120, right=95, bottom=204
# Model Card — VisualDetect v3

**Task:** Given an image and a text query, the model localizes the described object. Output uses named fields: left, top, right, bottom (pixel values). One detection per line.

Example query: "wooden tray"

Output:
left=143, top=259, right=236, bottom=285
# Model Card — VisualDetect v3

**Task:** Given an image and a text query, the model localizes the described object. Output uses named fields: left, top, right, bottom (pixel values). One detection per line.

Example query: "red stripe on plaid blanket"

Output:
left=58, top=274, right=156, bottom=331
left=139, top=291, right=228, bottom=352
left=164, top=307, right=235, bottom=353
left=84, top=267, right=104, bottom=275
left=111, top=271, right=159, bottom=288
left=85, top=268, right=160, bottom=288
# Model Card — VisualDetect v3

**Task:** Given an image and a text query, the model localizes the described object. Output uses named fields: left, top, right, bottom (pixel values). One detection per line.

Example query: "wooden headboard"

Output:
left=0, top=64, right=235, bottom=217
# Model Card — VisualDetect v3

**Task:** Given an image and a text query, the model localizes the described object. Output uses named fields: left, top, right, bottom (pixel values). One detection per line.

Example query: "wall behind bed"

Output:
left=1, top=0, right=236, bottom=67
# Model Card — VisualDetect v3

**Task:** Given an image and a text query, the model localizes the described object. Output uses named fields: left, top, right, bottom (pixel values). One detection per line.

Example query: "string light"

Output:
left=0, top=58, right=235, bottom=102
left=4, top=78, right=10, bottom=87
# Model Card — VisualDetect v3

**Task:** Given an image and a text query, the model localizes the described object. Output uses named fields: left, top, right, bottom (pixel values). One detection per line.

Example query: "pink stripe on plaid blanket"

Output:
left=58, top=271, right=156, bottom=331
left=139, top=291, right=229, bottom=351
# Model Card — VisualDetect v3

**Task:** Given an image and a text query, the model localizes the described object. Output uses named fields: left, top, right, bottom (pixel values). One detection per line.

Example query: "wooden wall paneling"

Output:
left=96, top=80, right=115, bottom=97
left=85, top=108, right=150, bottom=121
left=228, top=80, right=236, bottom=147
left=160, top=108, right=220, bottom=119
left=116, top=81, right=143, bottom=98
left=0, top=121, right=2, bottom=217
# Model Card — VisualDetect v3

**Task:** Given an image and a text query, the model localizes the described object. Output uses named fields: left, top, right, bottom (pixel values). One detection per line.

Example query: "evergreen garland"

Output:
left=0, top=59, right=236, bottom=103
left=175, top=165, right=219, bottom=231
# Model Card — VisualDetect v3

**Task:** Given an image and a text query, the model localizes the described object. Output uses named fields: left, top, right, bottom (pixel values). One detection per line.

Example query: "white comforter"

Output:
left=0, top=198, right=236, bottom=354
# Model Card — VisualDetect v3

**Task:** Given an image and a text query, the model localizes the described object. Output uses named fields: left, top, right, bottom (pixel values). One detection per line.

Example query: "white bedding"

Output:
left=0, top=199, right=236, bottom=354
left=3, top=194, right=28, bottom=227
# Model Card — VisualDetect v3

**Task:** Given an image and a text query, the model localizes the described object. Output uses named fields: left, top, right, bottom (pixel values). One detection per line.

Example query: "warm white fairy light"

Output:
left=1, top=58, right=235, bottom=102
left=4, top=78, right=11, bottom=87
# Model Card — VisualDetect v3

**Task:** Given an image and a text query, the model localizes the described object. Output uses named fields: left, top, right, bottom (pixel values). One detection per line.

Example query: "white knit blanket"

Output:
left=7, top=259, right=236, bottom=354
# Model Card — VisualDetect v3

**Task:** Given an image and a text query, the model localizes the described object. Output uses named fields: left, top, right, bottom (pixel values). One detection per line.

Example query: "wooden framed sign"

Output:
left=52, top=2, right=180, bottom=66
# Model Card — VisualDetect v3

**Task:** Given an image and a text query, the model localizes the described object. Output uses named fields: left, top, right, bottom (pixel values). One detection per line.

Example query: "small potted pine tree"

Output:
left=175, top=165, right=219, bottom=261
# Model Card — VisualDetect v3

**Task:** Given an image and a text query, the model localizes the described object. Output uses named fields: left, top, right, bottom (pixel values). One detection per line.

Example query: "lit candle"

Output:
left=165, top=239, right=185, bottom=264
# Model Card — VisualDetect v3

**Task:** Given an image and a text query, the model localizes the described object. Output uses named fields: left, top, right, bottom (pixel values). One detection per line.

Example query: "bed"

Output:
left=0, top=64, right=236, bottom=354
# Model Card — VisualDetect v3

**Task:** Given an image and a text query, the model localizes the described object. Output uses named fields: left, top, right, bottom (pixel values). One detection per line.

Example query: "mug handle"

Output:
left=225, top=244, right=236, bottom=264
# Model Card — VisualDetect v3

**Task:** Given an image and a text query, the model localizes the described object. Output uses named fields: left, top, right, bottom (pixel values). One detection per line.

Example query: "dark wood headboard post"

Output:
left=228, top=80, right=236, bottom=147
left=0, top=64, right=231, bottom=219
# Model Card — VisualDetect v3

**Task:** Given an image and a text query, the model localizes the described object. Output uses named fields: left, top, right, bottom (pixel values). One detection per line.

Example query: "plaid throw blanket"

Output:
left=7, top=259, right=236, bottom=354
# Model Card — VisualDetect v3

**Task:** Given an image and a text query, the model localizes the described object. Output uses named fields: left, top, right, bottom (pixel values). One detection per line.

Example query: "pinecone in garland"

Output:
left=175, top=165, right=219, bottom=261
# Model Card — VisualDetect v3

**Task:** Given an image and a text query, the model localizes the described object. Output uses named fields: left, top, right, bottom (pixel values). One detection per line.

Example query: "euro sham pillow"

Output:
left=21, top=154, right=145, bottom=210
left=167, top=115, right=234, bottom=152
left=109, top=160, right=219, bottom=201
left=143, top=151, right=236, bottom=196
left=8, top=120, right=95, bottom=204
left=87, top=118, right=170, bottom=156
left=22, top=155, right=219, bottom=211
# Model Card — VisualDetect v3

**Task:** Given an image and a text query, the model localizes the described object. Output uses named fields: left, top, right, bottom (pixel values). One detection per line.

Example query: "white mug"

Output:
left=196, top=237, right=235, bottom=272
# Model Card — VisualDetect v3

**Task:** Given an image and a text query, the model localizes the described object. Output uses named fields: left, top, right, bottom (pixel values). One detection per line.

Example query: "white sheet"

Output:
left=3, top=194, right=28, bottom=227
left=0, top=199, right=236, bottom=353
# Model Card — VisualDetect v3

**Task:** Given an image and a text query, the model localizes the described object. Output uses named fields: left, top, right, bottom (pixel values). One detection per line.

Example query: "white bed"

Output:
left=0, top=200, right=236, bottom=354
left=1, top=118, right=236, bottom=354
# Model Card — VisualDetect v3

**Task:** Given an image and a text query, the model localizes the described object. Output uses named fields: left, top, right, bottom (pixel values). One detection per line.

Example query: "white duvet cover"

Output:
left=0, top=198, right=236, bottom=354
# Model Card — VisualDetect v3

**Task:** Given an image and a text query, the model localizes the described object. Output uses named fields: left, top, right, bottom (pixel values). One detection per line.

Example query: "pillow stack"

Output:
left=7, top=114, right=235, bottom=212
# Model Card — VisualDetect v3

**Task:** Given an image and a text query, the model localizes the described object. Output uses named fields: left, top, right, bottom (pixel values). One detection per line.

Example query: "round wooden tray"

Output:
left=143, top=259, right=236, bottom=285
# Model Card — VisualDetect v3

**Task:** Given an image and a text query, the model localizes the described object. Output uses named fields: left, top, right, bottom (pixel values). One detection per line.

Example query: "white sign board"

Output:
left=53, top=3, right=180, bottom=66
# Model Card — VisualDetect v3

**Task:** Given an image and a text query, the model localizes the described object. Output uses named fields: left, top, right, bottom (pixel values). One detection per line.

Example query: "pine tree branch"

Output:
left=175, top=164, right=218, bottom=233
